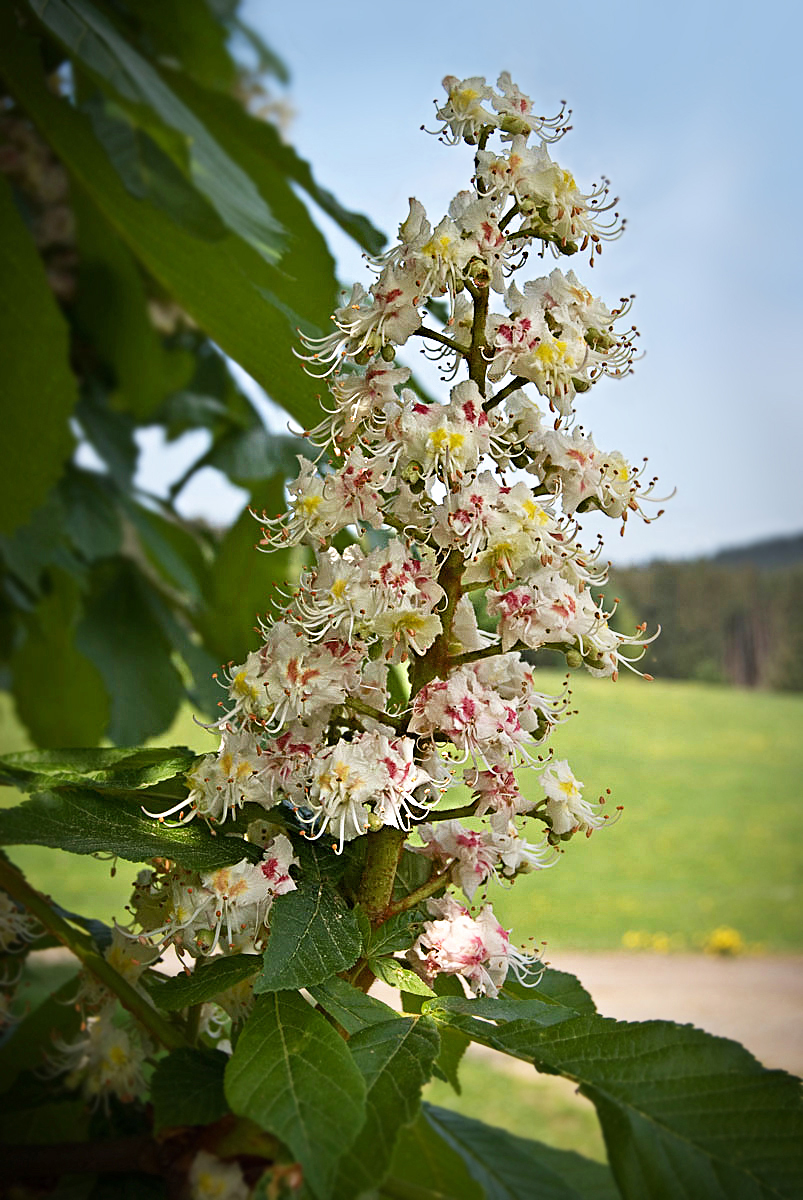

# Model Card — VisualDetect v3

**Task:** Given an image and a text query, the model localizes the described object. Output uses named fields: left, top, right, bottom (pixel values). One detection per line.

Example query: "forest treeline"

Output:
left=607, top=533, right=803, bottom=691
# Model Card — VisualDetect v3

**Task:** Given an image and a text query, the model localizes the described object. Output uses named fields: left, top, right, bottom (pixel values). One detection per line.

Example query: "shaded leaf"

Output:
left=85, top=97, right=227, bottom=243
left=72, top=183, right=195, bottom=418
left=0, top=787, right=260, bottom=870
left=370, top=957, right=435, bottom=997
left=198, top=476, right=296, bottom=665
left=76, top=562, right=184, bottom=743
left=254, top=875, right=362, bottom=993
left=151, top=1048, right=229, bottom=1132
left=31, top=0, right=285, bottom=263
left=334, top=1017, right=440, bottom=1199
left=0, top=173, right=76, bottom=536
left=0, top=975, right=81, bottom=1095
left=148, top=953, right=261, bottom=1011
left=0, top=745, right=197, bottom=793
left=308, top=977, right=399, bottom=1036
left=426, top=989, right=803, bottom=1200
left=9, top=571, right=109, bottom=746
left=59, top=468, right=121, bottom=563
left=366, top=910, right=421, bottom=958
left=432, top=1025, right=471, bottom=1094
left=201, top=426, right=309, bottom=487
left=383, top=1109, right=484, bottom=1200
left=0, top=17, right=330, bottom=429
left=225, top=991, right=366, bottom=1200
left=423, top=1104, right=619, bottom=1200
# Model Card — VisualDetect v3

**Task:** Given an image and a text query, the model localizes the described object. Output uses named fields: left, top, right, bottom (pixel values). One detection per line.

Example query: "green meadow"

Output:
left=1, top=672, right=801, bottom=951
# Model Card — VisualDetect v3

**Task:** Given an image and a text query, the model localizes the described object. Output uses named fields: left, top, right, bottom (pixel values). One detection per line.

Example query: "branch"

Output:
left=424, top=802, right=480, bottom=823
left=383, top=865, right=452, bottom=918
left=0, top=858, right=186, bottom=1052
left=411, top=325, right=466, bottom=356
left=345, top=696, right=406, bottom=732
left=485, top=375, right=529, bottom=412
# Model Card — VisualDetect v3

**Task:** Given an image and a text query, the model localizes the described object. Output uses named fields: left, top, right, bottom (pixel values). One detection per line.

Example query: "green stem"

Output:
left=412, top=326, right=466, bottom=356
left=383, top=866, right=452, bottom=918
left=425, top=802, right=480, bottom=823
left=346, top=696, right=406, bottom=732
left=485, top=375, right=529, bottom=412
left=356, top=826, right=407, bottom=924
left=465, top=278, right=489, bottom=395
left=0, top=858, right=186, bottom=1051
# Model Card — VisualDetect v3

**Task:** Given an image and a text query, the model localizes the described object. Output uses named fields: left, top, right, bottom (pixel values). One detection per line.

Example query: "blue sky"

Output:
left=167, top=0, right=803, bottom=565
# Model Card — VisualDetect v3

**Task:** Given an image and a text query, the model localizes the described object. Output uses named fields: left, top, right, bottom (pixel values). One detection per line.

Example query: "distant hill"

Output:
left=711, top=532, right=803, bottom=571
left=607, top=533, right=803, bottom=691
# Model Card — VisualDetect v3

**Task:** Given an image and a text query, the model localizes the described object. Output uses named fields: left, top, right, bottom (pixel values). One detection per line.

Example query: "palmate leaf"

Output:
left=0, top=787, right=259, bottom=870
left=421, top=1105, right=619, bottom=1200
left=147, top=953, right=262, bottom=1012
left=383, top=1109, right=484, bottom=1200
left=425, top=986, right=803, bottom=1200
left=254, top=874, right=362, bottom=993
left=0, top=15, right=329, bottom=430
left=308, top=976, right=400, bottom=1035
left=151, top=1048, right=230, bottom=1132
left=29, top=0, right=286, bottom=263
left=0, top=174, right=76, bottom=536
left=225, top=991, right=366, bottom=1200
left=333, top=1017, right=441, bottom=1200
left=160, top=67, right=386, bottom=257
left=0, top=746, right=197, bottom=793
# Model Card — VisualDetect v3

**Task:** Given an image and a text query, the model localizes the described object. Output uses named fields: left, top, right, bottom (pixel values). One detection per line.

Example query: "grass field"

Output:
left=1, top=672, right=801, bottom=950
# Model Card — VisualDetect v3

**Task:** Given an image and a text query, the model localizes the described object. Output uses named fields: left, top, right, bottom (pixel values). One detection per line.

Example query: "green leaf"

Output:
left=148, top=953, right=262, bottom=1011
left=9, top=571, right=110, bottom=746
left=254, top=875, right=362, bottom=993
left=392, top=848, right=434, bottom=902
left=30, top=0, right=285, bottom=263
left=72, top=186, right=195, bottom=419
left=0, top=490, right=82, bottom=598
left=0, top=173, right=76, bottom=536
left=370, top=957, right=435, bottom=996
left=366, top=910, right=421, bottom=958
left=75, top=385, right=138, bottom=484
left=308, top=977, right=399, bottom=1036
left=224, top=991, right=366, bottom=1200
left=383, top=1109, right=484, bottom=1200
left=0, top=16, right=329, bottom=429
left=198, top=477, right=297, bottom=665
left=432, top=1025, right=471, bottom=1094
left=128, top=0, right=237, bottom=93
left=151, top=1048, right=229, bottom=1132
left=334, top=1017, right=441, bottom=1199
left=0, top=787, right=259, bottom=870
left=201, top=427, right=309, bottom=487
left=76, top=562, right=184, bottom=743
left=121, top=499, right=209, bottom=604
left=537, top=1020, right=803, bottom=1200
left=158, top=70, right=339, bottom=332
left=160, top=65, right=383, bottom=272
left=59, top=468, right=122, bottom=563
left=426, top=991, right=803, bottom=1200
left=422, top=1104, right=619, bottom=1200
left=422, top=966, right=596, bottom=1036
left=85, top=96, right=228, bottom=243
left=0, top=1099, right=90, bottom=1146
left=0, top=975, right=81, bottom=1095
left=0, top=746, right=197, bottom=793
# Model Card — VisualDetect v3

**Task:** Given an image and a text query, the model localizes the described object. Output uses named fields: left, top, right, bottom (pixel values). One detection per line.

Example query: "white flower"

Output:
left=540, top=759, right=610, bottom=834
left=189, top=1151, right=249, bottom=1200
